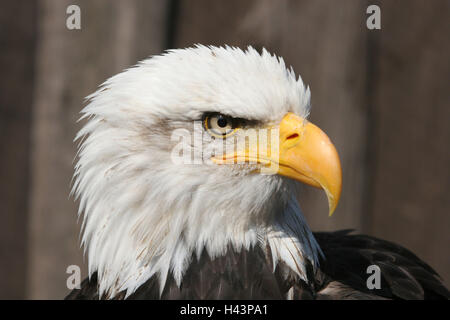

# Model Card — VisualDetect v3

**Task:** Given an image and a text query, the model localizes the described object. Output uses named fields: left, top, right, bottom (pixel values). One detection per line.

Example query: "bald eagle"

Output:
left=66, top=46, right=449, bottom=300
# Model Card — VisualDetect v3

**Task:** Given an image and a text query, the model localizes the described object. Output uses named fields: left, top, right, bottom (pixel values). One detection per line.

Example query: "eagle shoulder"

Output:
left=314, top=230, right=450, bottom=300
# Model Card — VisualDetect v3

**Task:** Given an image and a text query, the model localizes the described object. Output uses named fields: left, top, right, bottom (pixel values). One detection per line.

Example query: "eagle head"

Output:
left=73, top=45, right=342, bottom=298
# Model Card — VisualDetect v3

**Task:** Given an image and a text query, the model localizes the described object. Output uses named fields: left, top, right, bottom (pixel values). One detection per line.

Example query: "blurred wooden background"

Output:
left=0, top=0, right=448, bottom=299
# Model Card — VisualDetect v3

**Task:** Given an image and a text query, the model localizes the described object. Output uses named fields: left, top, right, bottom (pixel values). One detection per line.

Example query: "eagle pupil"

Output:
left=217, top=116, right=228, bottom=128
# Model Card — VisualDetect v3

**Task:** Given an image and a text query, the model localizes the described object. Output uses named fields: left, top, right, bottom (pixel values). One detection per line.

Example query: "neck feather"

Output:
left=82, top=194, right=321, bottom=298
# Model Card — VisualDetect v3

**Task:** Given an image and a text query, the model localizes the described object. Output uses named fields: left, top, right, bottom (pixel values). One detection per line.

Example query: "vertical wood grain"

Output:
left=369, top=0, right=450, bottom=286
left=0, top=0, right=37, bottom=299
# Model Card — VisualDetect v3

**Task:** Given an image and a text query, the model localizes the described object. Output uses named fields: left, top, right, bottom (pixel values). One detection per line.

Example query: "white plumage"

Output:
left=72, top=45, right=321, bottom=298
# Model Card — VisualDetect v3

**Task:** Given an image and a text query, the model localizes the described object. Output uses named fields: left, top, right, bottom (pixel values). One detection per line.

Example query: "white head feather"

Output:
left=72, top=45, right=321, bottom=298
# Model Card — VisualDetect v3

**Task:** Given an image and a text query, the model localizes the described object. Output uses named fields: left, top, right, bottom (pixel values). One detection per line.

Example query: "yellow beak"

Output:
left=277, top=113, right=342, bottom=215
left=212, top=112, right=342, bottom=215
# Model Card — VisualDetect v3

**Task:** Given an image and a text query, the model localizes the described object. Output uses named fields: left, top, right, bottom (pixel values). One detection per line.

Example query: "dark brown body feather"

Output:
left=65, top=231, right=449, bottom=300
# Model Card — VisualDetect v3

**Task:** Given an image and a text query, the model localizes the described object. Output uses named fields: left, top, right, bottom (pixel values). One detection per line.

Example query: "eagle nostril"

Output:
left=286, top=133, right=299, bottom=140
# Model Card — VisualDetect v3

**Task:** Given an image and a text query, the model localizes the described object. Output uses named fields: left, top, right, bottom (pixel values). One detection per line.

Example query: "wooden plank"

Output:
left=174, top=0, right=370, bottom=231
left=27, top=0, right=169, bottom=299
left=0, top=0, right=37, bottom=299
left=369, top=0, right=450, bottom=286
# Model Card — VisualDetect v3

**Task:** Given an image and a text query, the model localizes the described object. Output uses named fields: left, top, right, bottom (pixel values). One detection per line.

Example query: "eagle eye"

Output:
left=203, top=113, right=240, bottom=138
